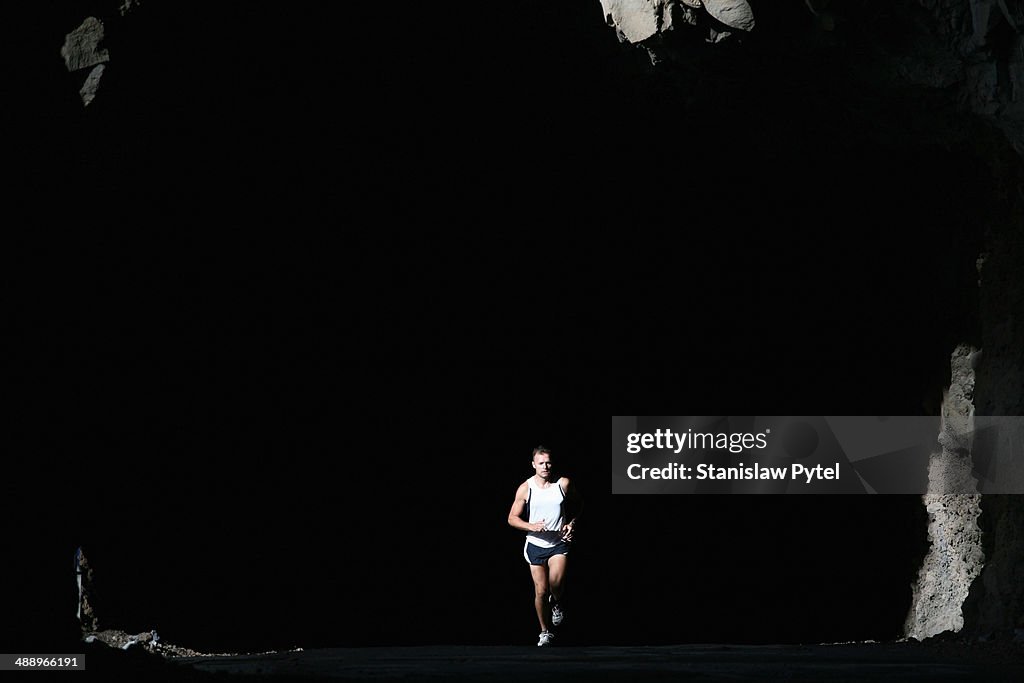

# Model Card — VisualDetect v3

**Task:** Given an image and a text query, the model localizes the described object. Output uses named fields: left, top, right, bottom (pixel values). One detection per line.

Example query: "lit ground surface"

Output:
left=165, top=643, right=1024, bottom=682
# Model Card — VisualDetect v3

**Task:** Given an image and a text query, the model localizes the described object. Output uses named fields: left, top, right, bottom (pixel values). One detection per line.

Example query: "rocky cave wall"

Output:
left=594, top=0, right=1024, bottom=642
left=964, top=139, right=1024, bottom=639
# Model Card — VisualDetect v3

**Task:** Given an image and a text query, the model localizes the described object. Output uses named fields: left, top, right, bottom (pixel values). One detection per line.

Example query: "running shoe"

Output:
left=550, top=600, right=563, bottom=626
left=537, top=631, right=555, bottom=647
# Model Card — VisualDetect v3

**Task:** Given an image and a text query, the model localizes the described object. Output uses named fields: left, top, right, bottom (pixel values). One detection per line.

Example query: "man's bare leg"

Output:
left=529, top=564, right=552, bottom=632
left=547, top=554, right=568, bottom=604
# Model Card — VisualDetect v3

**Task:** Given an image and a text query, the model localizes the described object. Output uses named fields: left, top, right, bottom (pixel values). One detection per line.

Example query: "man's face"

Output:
left=533, top=453, right=553, bottom=479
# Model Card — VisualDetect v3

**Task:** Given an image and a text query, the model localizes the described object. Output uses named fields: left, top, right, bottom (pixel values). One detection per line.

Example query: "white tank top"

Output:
left=525, top=477, right=565, bottom=548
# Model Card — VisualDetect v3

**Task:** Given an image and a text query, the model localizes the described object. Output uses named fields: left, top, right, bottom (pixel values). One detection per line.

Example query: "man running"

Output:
left=507, top=445, right=582, bottom=647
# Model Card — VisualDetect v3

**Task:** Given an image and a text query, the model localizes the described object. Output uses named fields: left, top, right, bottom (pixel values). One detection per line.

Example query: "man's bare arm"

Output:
left=560, top=477, right=582, bottom=540
left=508, top=482, right=546, bottom=532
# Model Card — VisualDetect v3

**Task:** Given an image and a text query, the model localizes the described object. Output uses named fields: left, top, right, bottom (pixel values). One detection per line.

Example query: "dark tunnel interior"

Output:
left=10, top=0, right=1021, bottom=657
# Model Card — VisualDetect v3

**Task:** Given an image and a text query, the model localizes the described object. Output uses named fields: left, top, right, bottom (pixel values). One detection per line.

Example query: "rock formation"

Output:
left=59, top=1, right=144, bottom=106
left=75, top=547, right=100, bottom=633
left=599, top=0, right=1024, bottom=155
left=598, top=0, right=755, bottom=51
left=904, top=346, right=985, bottom=639
left=61, top=17, right=109, bottom=106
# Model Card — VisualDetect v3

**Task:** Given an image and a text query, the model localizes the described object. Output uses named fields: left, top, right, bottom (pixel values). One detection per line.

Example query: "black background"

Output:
left=9, top=0, right=990, bottom=654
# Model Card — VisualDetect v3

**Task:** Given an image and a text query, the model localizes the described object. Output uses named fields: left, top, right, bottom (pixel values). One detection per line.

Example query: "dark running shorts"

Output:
left=524, top=540, right=570, bottom=565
